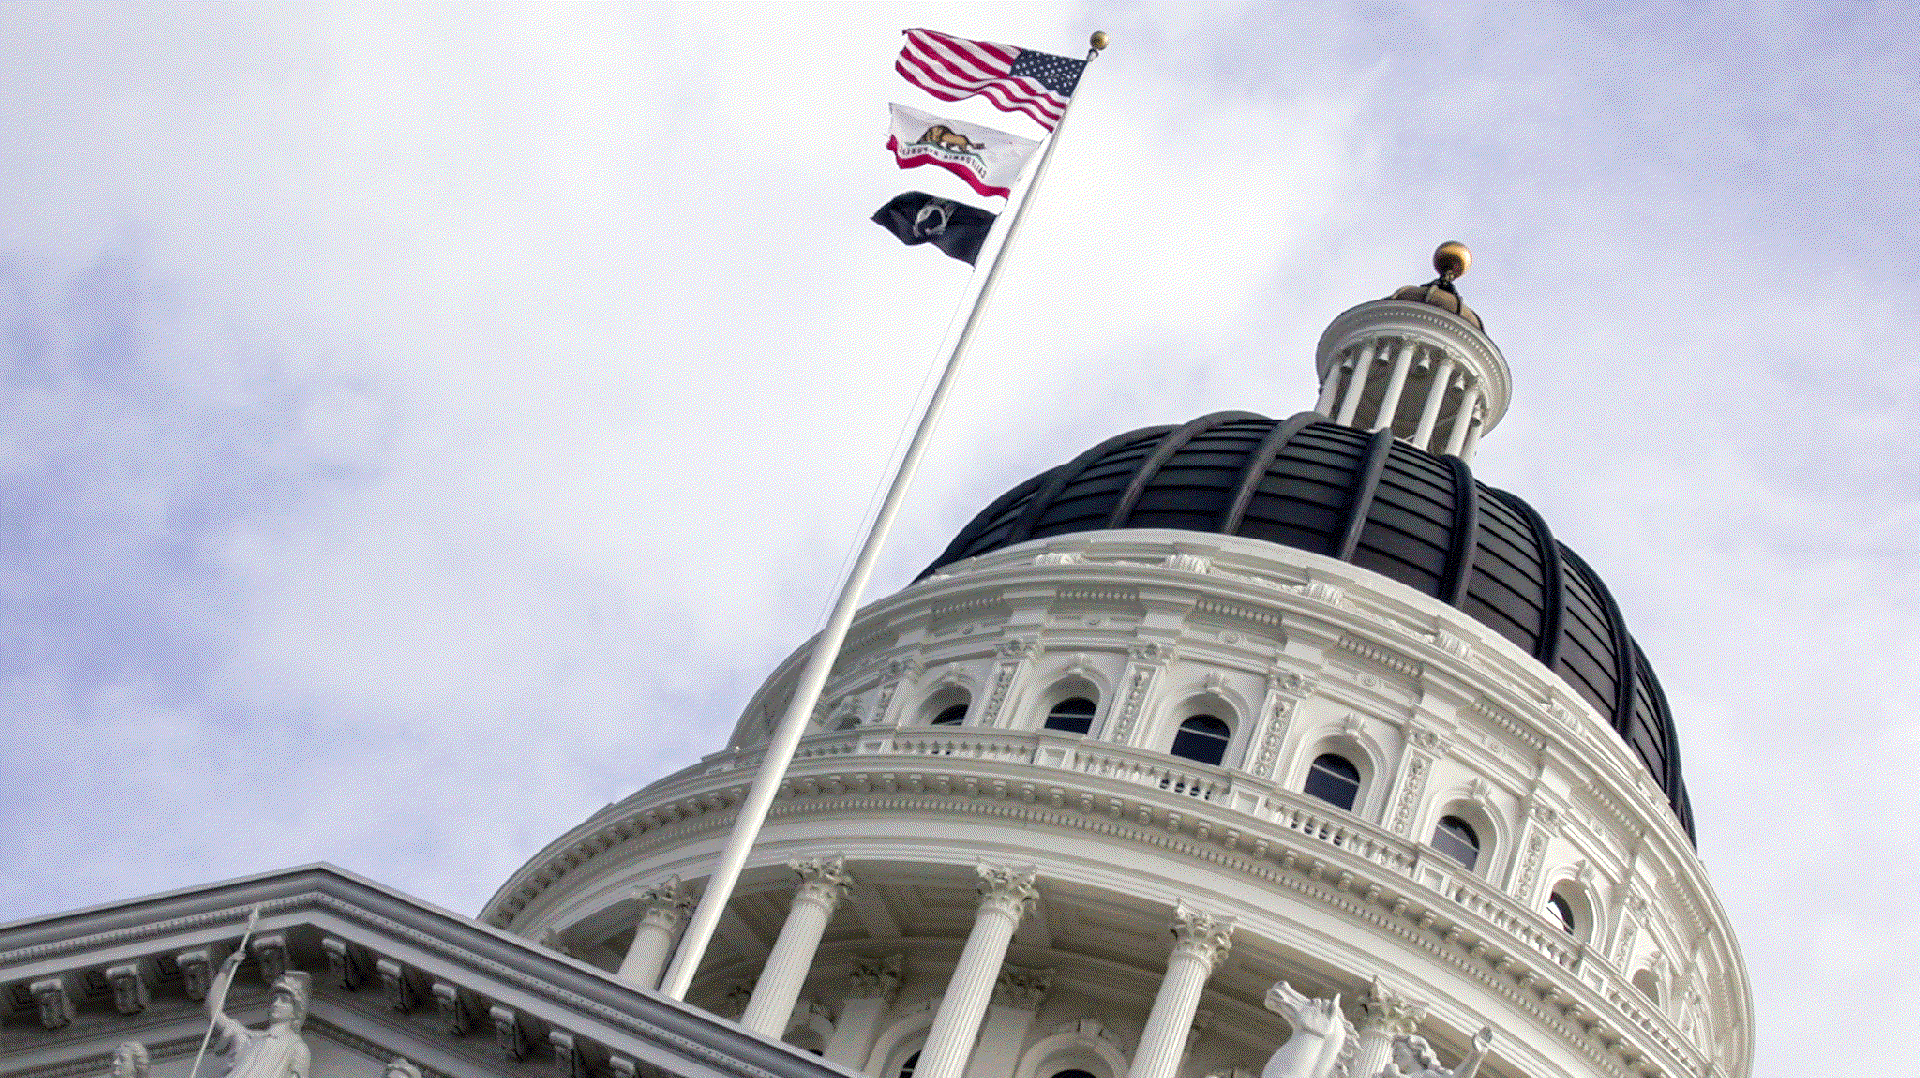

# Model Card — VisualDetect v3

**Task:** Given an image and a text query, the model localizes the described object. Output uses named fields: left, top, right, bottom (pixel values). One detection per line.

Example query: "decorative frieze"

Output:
left=981, top=638, right=1037, bottom=726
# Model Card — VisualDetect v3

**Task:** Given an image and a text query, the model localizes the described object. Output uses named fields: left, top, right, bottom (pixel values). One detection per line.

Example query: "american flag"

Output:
left=895, top=28, right=1085, bottom=132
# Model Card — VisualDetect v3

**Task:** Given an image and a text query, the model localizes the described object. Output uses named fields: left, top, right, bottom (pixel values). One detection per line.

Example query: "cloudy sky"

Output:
left=2, top=3, right=1913, bottom=1074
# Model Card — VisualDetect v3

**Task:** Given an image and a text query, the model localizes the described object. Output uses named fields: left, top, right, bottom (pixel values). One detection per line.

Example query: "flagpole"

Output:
left=657, top=32, right=1109, bottom=1003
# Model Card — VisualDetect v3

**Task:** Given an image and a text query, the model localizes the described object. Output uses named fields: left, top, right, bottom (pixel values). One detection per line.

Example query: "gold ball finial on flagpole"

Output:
left=1089, top=31, right=1109, bottom=52
left=1434, top=241, right=1471, bottom=282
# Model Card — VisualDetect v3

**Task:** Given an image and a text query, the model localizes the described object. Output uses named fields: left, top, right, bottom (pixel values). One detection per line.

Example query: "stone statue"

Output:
left=1381, top=1028, right=1493, bottom=1078
left=109, top=1042, right=150, bottom=1078
left=205, top=951, right=312, bottom=1078
left=1262, top=981, right=1355, bottom=1078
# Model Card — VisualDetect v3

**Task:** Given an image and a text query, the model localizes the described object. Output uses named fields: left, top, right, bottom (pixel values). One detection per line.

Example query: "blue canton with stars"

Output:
left=1008, top=49, right=1086, bottom=97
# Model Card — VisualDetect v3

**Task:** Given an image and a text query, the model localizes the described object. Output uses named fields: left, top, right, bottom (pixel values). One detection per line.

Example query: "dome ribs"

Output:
left=1492, top=489, right=1565, bottom=668
left=1218, top=411, right=1319, bottom=534
left=922, top=470, right=1051, bottom=578
left=1105, top=411, right=1264, bottom=529
left=1575, top=545, right=1641, bottom=741
left=923, top=413, right=1693, bottom=840
left=1006, top=425, right=1175, bottom=545
left=1440, top=455, right=1480, bottom=607
left=1333, top=428, right=1397, bottom=561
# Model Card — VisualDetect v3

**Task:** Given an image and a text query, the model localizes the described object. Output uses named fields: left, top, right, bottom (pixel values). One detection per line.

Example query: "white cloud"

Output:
left=1, top=3, right=1915, bottom=1071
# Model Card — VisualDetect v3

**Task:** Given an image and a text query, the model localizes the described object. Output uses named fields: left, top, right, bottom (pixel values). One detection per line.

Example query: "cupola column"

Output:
left=1460, top=403, right=1486, bottom=462
left=740, top=856, right=854, bottom=1036
left=1411, top=356, right=1457, bottom=450
left=917, top=863, right=1038, bottom=1078
left=1371, top=338, right=1419, bottom=432
left=1334, top=340, right=1382, bottom=426
left=1443, top=383, right=1484, bottom=458
left=1348, top=977, right=1429, bottom=1078
left=1125, top=904, right=1236, bottom=1078
left=1314, top=356, right=1347, bottom=415
left=617, top=876, right=693, bottom=989
left=824, top=955, right=902, bottom=1068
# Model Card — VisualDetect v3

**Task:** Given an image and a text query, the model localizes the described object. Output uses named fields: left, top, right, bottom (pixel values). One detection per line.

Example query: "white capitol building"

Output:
left=1, top=248, right=1749, bottom=1078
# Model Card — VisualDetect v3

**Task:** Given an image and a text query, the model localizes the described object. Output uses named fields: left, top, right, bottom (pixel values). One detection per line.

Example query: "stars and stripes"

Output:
left=895, top=28, right=1085, bottom=131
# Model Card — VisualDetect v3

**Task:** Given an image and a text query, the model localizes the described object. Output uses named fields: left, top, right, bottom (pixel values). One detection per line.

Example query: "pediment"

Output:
left=0, top=866, right=849, bottom=1078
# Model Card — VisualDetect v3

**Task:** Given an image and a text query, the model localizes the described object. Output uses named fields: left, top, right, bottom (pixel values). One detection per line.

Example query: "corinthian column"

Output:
left=740, top=856, right=855, bottom=1036
left=1348, top=976, right=1428, bottom=1078
left=1126, top=903, right=1236, bottom=1078
left=618, top=876, right=692, bottom=989
left=917, top=863, right=1038, bottom=1078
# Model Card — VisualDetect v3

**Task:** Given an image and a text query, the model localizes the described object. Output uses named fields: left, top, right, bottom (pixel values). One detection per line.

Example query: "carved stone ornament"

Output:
left=1162, top=552, right=1211, bottom=574
left=177, top=949, right=213, bottom=1001
left=1405, top=727, right=1444, bottom=753
left=433, top=981, right=471, bottom=1035
left=106, top=963, right=150, bottom=1015
left=31, top=978, right=73, bottom=1030
left=1034, top=550, right=1085, bottom=566
left=975, top=861, right=1039, bottom=917
left=322, top=937, right=364, bottom=990
left=1170, top=903, right=1236, bottom=968
left=1129, top=640, right=1172, bottom=664
left=999, top=636, right=1038, bottom=659
left=550, top=1030, right=589, bottom=1078
left=1382, top=1027, right=1494, bottom=1078
left=1357, top=976, right=1428, bottom=1037
left=847, top=954, right=904, bottom=999
left=1306, top=580, right=1345, bottom=606
left=110, top=1041, right=151, bottom=1078
left=384, top=1060, right=422, bottom=1078
left=251, top=934, right=290, bottom=986
left=376, top=957, right=417, bottom=1012
left=791, top=854, right=856, bottom=907
left=490, top=1005, right=527, bottom=1060
left=635, top=875, right=694, bottom=930
left=992, top=966, right=1055, bottom=1010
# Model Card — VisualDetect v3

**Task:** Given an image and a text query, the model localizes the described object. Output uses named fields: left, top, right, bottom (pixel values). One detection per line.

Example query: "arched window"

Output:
left=1431, top=815, right=1480, bottom=870
left=931, top=704, right=968, bottom=726
left=1051, top=1071, right=1098, bottom=1078
left=897, top=1050, right=922, bottom=1078
left=1170, top=714, right=1232, bottom=766
left=1045, top=696, right=1097, bottom=735
left=1303, top=753, right=1361, bottom=811
left=1547, top=890, right=1578, bottom=934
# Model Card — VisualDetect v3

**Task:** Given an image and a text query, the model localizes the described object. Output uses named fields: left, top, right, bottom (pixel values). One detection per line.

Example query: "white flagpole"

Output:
left=658, top=32, right=1109, bottom=1002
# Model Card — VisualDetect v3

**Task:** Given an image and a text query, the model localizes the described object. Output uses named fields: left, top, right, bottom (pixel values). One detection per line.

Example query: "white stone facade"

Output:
left=486, top=529, right=1751, bottom=1078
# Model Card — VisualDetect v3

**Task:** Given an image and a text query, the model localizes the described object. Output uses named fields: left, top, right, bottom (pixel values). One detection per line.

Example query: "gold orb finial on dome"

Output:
left=1434, top=241, right=1471, bottom=281
left=1090, top=31, right=1109, bottom=52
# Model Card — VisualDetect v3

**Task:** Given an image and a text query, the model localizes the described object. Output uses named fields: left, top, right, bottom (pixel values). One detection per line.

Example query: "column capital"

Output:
left=632, top=875, right=694, bottom=930
left=1357, top=975, right=1429, bottom=1036
left=1169, top=902, right=1236, bottom=967
left=992, top=966, right=1056, bottom=1010
left=791, top=855, right=856, bottom=909
left=975, top=861, right=1039, bottom=918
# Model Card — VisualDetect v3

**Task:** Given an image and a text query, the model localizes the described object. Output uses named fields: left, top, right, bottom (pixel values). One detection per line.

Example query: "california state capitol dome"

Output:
left=484, top=245, right=1751, bottom=1078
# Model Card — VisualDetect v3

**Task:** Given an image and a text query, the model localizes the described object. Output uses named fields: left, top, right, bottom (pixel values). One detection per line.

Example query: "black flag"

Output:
left=871, top=191, right=996, bottom=265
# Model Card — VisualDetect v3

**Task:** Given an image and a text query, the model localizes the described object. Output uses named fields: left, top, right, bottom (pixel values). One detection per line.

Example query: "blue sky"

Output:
left=2, top=4, right=1914, bottom=1075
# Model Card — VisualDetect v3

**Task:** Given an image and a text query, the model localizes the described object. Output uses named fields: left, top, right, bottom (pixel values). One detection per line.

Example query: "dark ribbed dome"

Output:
left=923, top=411, right=1693, bottom=839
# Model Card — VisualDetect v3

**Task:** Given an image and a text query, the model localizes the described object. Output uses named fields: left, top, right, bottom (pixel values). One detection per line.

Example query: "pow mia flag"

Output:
left=871, top=191, right=997, bottom=266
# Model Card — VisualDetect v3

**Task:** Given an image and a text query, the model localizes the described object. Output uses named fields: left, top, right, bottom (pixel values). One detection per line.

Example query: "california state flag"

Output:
left=886, top=103, right=1039, bottom=199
